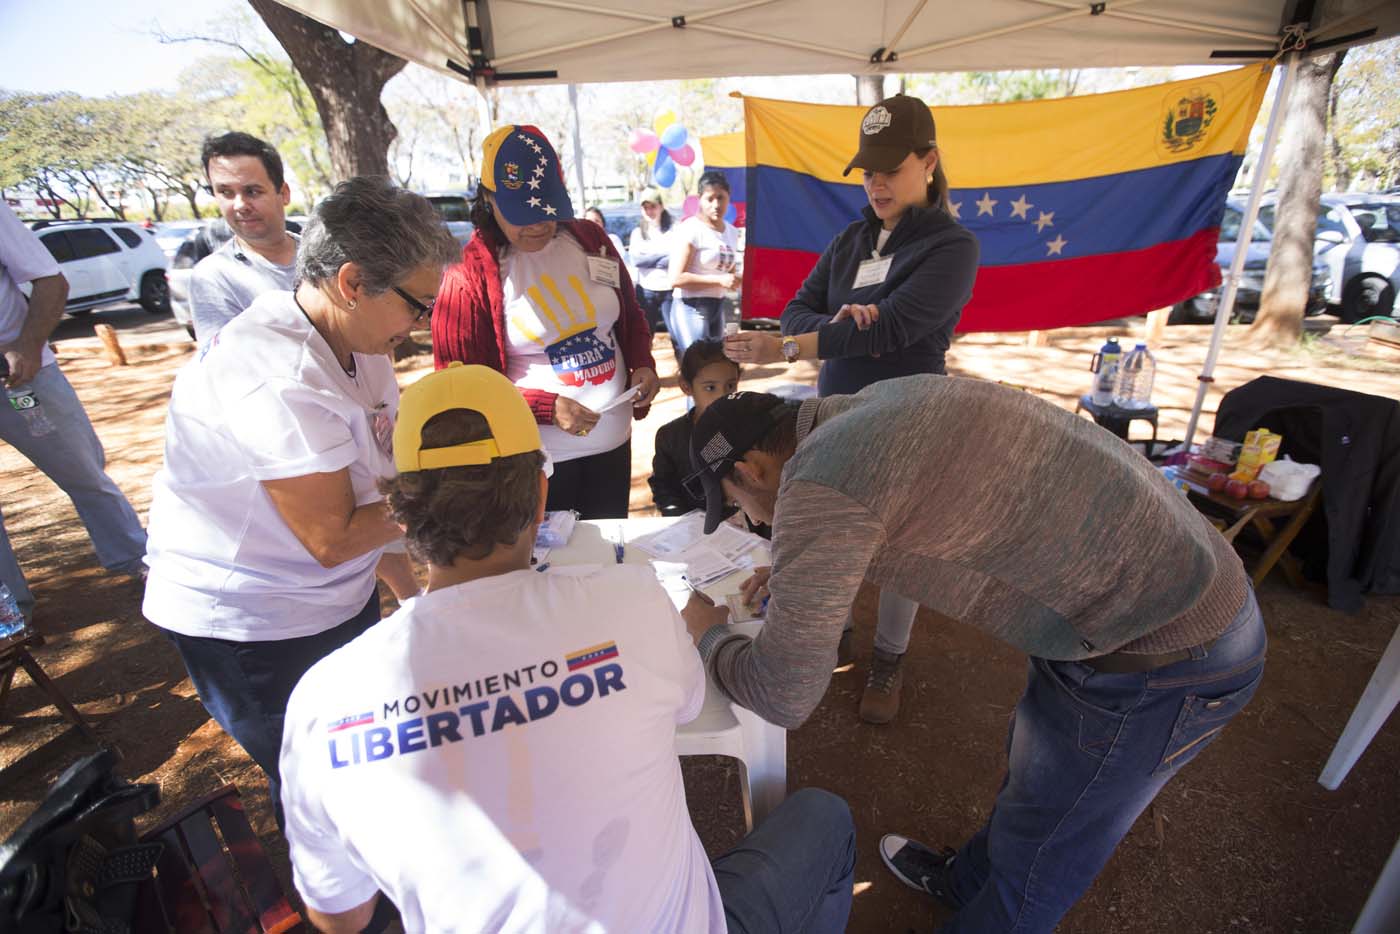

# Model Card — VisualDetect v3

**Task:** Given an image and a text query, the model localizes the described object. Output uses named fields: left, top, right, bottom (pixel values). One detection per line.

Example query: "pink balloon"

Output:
left=683, top=195, right=700, bottom=218
left=628, top=128, right=659, bottom=153
left=670, top=143, right=696, bottom=167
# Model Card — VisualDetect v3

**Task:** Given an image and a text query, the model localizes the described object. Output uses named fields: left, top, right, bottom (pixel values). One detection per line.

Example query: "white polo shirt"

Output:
left=280, top=564, right=724, bottom=933
left=0, top=203, right=60, bottom=369
left=143, top=291, right=398, bottom=641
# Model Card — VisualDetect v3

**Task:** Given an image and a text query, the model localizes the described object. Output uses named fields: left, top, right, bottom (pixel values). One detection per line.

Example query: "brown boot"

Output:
left=859, top=648, right=905, bottom=724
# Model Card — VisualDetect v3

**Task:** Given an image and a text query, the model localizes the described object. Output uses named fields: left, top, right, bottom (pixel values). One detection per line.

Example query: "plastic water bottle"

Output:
left=1089, top=338, right=1122, bottom=406
left=7, top=387, right=57, bottom=437
left=0, top=582, right=25, bottom=640
left=1113, top=343, right=1157, bottom=409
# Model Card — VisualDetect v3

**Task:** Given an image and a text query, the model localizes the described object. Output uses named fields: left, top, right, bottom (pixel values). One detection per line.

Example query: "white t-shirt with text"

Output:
left=674, top=218, right=740, bottom=301
left=280, top=564, right=724, bottom=933
left=0, top=203, right=60, bottom=369
left=503, top=232, right=631, bottom=463
left=143, top=291, right=399, bottom=641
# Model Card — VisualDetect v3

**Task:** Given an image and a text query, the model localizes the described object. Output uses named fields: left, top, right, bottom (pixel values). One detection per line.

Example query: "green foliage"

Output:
left=1328, top=38, right=1400, bottom=189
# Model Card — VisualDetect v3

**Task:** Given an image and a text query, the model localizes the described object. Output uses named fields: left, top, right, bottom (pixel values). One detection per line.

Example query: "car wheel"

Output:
left=1167, top=302, right=1193, bottom=325
left=139, top=271, right=171, bottom=314
left=1340, top=275, right=1395, bottom=324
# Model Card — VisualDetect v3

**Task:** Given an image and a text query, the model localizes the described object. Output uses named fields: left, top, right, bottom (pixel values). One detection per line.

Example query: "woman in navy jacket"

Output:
left=724, top=94, right=978, bottom=723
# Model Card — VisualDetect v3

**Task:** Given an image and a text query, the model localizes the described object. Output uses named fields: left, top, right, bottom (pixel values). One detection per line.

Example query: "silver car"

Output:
left=1260, top=193, right=1399, bottom=322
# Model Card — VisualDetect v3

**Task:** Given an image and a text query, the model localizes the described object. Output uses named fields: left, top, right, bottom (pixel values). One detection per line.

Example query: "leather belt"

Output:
left=1082, top=641, right=1212, bottom=674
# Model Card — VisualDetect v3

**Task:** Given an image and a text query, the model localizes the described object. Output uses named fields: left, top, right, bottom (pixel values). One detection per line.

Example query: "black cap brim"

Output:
left=842, top=145, right=913, bottom=177
left=700, top=470, right=728, bottom=535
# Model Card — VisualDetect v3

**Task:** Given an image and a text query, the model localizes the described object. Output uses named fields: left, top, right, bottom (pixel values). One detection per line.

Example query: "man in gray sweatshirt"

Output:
left=680, top=377, right=1265, bottom=932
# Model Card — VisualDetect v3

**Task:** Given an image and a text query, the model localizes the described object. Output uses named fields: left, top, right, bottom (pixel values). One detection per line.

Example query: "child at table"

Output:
left=649, top=340, right=741, bottom=517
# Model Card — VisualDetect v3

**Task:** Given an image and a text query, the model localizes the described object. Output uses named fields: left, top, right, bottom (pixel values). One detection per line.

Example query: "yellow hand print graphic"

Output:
left=510, top=274, right=618, bottom=388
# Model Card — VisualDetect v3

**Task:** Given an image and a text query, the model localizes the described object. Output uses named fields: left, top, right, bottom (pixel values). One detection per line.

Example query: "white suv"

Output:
left=25, top=220, right=170, bottom=316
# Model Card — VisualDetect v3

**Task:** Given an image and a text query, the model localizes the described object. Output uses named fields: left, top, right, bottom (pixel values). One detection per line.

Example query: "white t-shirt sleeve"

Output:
left=280, top=689, right=382, bottom=914
left=668, top=601, right=707, bottom=725
left=226, top=379, right=360, bottom=481
left=0, top=204, right=61, bottom=285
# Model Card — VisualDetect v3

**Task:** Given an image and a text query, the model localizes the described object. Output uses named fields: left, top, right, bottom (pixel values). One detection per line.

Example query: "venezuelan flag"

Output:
left=742, top=65, right=1271, bottom=330
left=701, top=131, right=747, bottom=226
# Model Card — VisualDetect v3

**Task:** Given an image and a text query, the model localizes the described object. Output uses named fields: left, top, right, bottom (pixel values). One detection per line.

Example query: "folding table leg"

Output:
left=734, top=706, right=786, bottom=827
left=1249, top=489, right=1320, bottom=587
left=16, top=649, right=99, bottom=742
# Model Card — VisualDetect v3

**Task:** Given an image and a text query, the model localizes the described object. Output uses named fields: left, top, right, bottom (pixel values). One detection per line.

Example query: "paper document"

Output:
left=596, top=385, right=642, bottom=413
left=635, top=513, right=765, bottom=589
left=725, top=593, right=765, bottom=623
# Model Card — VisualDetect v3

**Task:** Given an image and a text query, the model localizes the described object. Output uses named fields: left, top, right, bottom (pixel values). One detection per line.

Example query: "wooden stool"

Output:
left=1181, top=477, right=1322, bottom=587
left=0, top=630, right=99, bottom=741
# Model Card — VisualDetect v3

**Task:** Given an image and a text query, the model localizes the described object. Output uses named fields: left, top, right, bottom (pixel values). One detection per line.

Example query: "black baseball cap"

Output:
left=843, top=94, right=937, bottom=176
left=686, top=392, right=793, bottom=534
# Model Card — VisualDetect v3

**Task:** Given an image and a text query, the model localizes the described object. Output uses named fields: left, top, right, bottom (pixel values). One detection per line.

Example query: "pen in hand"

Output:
left=681, top=576, right=715, bottom=606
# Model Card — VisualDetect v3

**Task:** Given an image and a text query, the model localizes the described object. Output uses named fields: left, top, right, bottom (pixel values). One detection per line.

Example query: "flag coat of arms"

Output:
left=740, top=64, right=1271, bottom=330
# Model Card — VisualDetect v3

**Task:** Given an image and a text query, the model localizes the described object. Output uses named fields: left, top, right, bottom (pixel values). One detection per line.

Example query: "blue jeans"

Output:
left=162, top=592, right=381, bottom=827
left=665, top=296, right=724, bottom=358
left=713, top=788, right=856, bottom=933
left=0, top=363, right=147, bottom=615
left=944, top=590, right=1266, bottom=933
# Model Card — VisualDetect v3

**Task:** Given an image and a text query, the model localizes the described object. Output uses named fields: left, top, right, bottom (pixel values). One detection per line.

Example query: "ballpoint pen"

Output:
left=613, top=525, right=625, bottom=564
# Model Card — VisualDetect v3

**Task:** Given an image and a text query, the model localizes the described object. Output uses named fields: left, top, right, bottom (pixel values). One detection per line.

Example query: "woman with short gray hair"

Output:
left=143, top=176, right=459, bottom=827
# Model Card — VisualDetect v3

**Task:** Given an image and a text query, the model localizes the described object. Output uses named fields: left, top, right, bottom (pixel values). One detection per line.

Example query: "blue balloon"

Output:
left=724, top=203, right=737, bottom=223
left=659, top=123, right=688, bottom=149
left=653, top=145, right=672, bottom=173
left=653, top=160, right=677, bottom=188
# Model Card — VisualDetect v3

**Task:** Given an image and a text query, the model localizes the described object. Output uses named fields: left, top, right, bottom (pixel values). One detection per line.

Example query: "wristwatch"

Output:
left=780, top=336, right=800, bottom=364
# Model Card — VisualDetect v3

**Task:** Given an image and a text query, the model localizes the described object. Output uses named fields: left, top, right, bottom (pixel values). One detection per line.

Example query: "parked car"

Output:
left=1170, top=200, right=1330, bottom=324
left=153, top=220, right=204, bottom=261
left=1259, top=193, right=1399, bottom=322
left=167, top=219, right=233, bottom=339
left=24, top=219, right=170, bottom=316
left=422, top=190, right=474, bottom=246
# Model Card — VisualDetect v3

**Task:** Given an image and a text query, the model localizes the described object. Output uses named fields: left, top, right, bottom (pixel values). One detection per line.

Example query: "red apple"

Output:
left=1207, top=472, right=1229, bottom=492
left=1226, top=479, right=1249, bottom=499
left=1248, top=480, right=1270, bottom=499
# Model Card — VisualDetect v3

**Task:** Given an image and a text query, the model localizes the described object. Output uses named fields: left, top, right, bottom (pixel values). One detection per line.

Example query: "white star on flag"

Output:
left=1034, top=211, right=1055, bottom=233
left=948, top=200, right=962, bottom=219
left=517, top=134, right=530, bottom=142
left=527, top=178, right=541, bottom=190
left=538, top=156, right=549, bottom=166
left=533, top=165, right=545, bottom=177
left=1045, top=235, right=1068, bottom=256
left=1009, top=195, right=1033, bottom=220
left=527, top=196, right=542, bottom=208
left=529, top=143, right=543, bottom=154
left=543, top=204, right=558, bottom=216
left=975, top=192, right=998, bottom=216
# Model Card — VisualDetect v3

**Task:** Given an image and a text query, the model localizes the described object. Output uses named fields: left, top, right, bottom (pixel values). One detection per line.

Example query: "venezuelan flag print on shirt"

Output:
left=741, top=64, right=1271, bottom=330
left=701, top=131, right=747, bottom=226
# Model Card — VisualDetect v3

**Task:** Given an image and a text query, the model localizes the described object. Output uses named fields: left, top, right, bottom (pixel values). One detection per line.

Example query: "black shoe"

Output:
left=879, top=834, right=962, bottom=910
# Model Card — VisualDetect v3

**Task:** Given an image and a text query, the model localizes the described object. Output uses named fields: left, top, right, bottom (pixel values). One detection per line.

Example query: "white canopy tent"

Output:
left=270, top=0, right=1399, bottom=446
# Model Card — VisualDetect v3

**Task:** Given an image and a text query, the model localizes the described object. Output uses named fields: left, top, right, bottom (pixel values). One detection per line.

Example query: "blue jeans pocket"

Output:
left=1151, top=671, right=1263, bottom=776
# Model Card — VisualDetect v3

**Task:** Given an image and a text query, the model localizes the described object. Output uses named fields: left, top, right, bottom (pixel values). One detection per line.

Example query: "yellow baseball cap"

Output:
left=394, top=363, right=542, bottom=472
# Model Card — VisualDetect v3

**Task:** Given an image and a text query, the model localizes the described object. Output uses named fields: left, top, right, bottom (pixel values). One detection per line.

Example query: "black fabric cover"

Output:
left=1215, top=376, right=1400, bottom=611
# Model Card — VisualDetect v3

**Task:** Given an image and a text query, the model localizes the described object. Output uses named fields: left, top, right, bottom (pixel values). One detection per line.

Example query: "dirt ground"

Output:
left=2, top=306, right=1398, bottom=933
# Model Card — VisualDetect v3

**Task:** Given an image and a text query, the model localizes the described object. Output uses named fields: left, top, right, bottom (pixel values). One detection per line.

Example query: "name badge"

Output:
left=587, top=255, right=621, bottom=287
left=852, top=255, right=892, bottom=289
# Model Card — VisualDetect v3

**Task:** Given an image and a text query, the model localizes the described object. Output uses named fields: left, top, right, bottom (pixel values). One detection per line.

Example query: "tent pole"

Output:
left=569, top=83, right=587, bottom=210
left=1182, top=52, right=1299, bottom=452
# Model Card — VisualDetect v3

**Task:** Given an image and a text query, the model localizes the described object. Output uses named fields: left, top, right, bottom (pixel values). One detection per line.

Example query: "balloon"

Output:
left=683, top=195, right=700, bottom=218
left=659, top=122, right=688, bottom=150
left=646, top=149, right=657, bottom=166
left=652, top=108, right=678, bottom=135
left=652, top=145, right=672, bottom=174
left=628, top=128, right=659, bottom=153
left=653, top=161, right=677, bottom=189
left=670, top=143, right=696, bottom=167
left=725, top=203, right=737, bottom=223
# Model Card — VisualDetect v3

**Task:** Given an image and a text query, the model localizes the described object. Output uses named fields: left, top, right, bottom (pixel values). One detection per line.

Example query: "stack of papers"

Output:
left=632, top=513, right=763, bottom=587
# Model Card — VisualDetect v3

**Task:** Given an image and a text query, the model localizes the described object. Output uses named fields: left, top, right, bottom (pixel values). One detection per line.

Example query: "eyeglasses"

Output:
left=392, top=286, right=434, bottom=324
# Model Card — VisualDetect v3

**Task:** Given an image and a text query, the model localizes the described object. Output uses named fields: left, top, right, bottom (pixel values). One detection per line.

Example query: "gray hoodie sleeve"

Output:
left=699, top=479, right=885, bottom=728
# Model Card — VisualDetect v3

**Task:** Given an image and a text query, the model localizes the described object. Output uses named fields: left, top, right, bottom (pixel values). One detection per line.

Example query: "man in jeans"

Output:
left=279, top=363, right=855, bottom=933
left=0, top=203, right=147, bottom=619
left=681, top=378, right=1266, bottom=932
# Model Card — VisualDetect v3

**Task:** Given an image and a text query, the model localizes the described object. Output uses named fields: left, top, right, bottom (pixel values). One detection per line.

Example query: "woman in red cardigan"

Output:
left=432, top=125, right=659, bottom=519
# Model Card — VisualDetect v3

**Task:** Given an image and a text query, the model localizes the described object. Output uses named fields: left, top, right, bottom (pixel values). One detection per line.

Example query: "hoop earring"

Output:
left=347, top=299, right=358, bottom=310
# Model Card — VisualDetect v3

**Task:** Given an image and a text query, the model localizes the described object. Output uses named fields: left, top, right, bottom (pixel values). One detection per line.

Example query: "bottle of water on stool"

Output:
left=1089, top=338, right=1122, bottom=406
left=0, top=582, right=25, bottom=639
left=7, top=386, right=56, bottom=437
left=1113, top=342, right=1156, bottom=409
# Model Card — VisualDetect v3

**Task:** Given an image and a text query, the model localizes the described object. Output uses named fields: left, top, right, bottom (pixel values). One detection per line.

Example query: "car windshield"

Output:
left=1220, top=207, right=1270, bottom=243
left=429, top=197, right=470, bottom=223
left=1350, top=203, right=1400, bottom=243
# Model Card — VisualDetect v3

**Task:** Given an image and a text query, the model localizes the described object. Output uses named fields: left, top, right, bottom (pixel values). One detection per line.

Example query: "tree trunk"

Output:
left=1326, top=74, right=1350, bottom=191
left=248, top=0, right=407, bottom=181
left=855, top=74, right=886, bottom=106
left=1250, top=50, right=1346, bottom=348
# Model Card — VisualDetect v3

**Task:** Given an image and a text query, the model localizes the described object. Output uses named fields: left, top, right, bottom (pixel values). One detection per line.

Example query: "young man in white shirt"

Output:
left=190, top=132, right=299, bottom=346
left=279, top=363, right=856, bottom=933
left=0, top=203, right=146, bottom=619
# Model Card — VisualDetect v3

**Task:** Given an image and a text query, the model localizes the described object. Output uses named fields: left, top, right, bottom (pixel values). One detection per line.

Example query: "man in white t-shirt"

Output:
left=0, top=203, right=146, bottom=619
left=280, top=363, right=856, bottom=933
left=190, top=132, right=299, bottom=346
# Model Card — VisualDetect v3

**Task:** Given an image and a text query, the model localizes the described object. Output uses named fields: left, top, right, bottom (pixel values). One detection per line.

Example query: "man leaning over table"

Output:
left=679, top=377, right=1266, bottom=934
left=278, top=363, right=855, bottom=934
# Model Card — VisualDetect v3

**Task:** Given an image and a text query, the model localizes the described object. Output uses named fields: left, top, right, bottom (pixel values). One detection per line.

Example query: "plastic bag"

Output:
left=1257, top=457, right=1320, bottom=502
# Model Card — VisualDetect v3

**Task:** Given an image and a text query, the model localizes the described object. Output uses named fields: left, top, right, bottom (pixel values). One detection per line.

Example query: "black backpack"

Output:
left=0, top=749, right=161, bottom=934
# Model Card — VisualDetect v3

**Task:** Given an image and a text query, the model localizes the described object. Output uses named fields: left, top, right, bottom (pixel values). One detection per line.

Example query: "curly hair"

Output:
left=380, top=409, right=545, bottom=566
